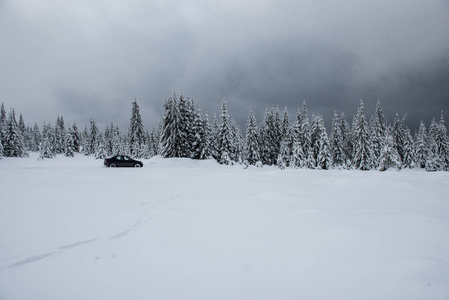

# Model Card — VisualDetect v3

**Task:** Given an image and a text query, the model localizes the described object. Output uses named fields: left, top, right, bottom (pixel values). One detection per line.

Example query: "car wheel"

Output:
left=135, top=164, right=141, bottom=168
left=110, top=163, right=117, bottom=168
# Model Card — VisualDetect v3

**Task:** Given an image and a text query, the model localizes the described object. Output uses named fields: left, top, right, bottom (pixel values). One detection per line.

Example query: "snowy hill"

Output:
left=1, top=154, right=449, bottom=300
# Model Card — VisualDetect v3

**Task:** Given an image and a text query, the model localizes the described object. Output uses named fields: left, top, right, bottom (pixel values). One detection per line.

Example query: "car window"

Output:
left=124, top=156, right=130, bottom=161
left=116, top=156, right=122, bottom=160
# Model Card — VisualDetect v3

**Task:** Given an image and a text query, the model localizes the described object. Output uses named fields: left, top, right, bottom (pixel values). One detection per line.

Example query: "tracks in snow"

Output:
left=1, top=219, right=146, bottom=270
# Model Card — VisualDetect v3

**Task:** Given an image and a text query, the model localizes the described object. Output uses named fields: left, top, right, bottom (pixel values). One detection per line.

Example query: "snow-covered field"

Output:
left=1, top=154, right=449, bottom=300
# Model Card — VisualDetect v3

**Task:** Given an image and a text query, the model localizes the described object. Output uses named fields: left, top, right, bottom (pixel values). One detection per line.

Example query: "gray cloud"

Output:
left=1, top=0, right=448, bottom=132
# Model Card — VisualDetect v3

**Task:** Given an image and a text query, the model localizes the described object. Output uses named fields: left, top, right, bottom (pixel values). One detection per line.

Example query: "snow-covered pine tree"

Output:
left=159, top=95, right=185, bottom=158
left=273, top=108, right=282, bottom=165
left=18, top=114, right=27, bottom=151
left=258, top=111, right=270, bottom=165
left=64, top=132, right=75, bottom=157
left=4, top=109, right=26, bottom=157
left=18, top=114, right=26, bottom=136
left=128, top=99, right=146, bottom=158
left=433, top=111, right=449, bottom=170
left=191, top=109, right=209, bottom=160
left=119, top=133, right=129, bottom=156
left=311, top=115, right=331, bottom=170
left=87, top=118, right=99, bottom=155
left=370, top=100, right=387, bottom=167
left=414, top=120, right=428, bottom=169
left=260, top=107, right=282, bottom=165
left=281, top=107, right=290, bottom=139
left=70, top=123, right=81, bottom=153
left=379, top=128, right=401, bottom=171
left=402, top=127, right=416, bottom=169
left=218, top=100, right=234, bottom=165
left=103, top=125, right=112, bottom=155
left=231, top=119, right=244, bottom=163
left=201, top=113, right=212, bottom=159
left=279, top=107, right=294, bottom=167
left=352, top=100, right=373, bottom=170
left=277, top=136, right=291, bottom=169
left=298, top=102, right=312, bottom=168
left=310, top=114, right=320, bottom=168
left=0, top=103, right=6, bottom=146
left=245, top=110, right=260, bottom=165
left=110, top=125, right=121, bottom=155
left=54, top=116, right=66, bottom=154
left=391, top=113, right=406, bottom=166
left=177, top=95, right=194, bottom=158
left=330, top=111, right=345, bottom=168
left=0, top=138, right=3, bottom=159
left=291, top=140, right=305, bottom=168
left=95, top=134, right=108, bottom=159
left=81, top=126, right=89, bottom=154
left=39, top=123, right=54, bottom=159
left=32, top=123, right=42, bottom=152
left=210, top=115, right=220, bottom=160
left=306, top=147, right=316, bottom=169
left=340, top=112, right=352, bottom=167
left=276, top=152, right=287, bottom=169
left=24, top=126, right=33, bottom=152
left=148, top=125, right=161, bottom=157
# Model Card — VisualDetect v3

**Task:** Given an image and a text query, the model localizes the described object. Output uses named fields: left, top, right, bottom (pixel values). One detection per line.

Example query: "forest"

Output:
left=1, top=96, right=448, bottom=172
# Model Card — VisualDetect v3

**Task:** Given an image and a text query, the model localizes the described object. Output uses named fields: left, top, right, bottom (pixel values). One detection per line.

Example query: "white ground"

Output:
left=1, top=153, right=449, bottom=300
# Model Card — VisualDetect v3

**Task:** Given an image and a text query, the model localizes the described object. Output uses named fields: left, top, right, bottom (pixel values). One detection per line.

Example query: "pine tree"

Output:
left=148, top=125, right=161, bottom=157
left=310, top=115, right=331, bottom=169
left=291, top=140, right=306, bottom=168
left=95, top=135, right=108, bottom=159
left=18, top=114, right=27, bottom=151
left=0, top=103, right=6, bottom=146
left=370, top=100, right=387, bottom=167
left=340, top=112, right=352, bottom=167
left=402, top=127, right=416, bottom=169
left=298, top=102, right=312, bottom=168
left=433, top=111, right=449, bottom=170
left=24, top=126, right=33, bottom=152
left=245, top=110, right=260, bottom=165
left=0, top=138, right=3, bottom=159
left=352, top=100, right=373, bottom=170
left=330, top=111, right=345, bottom=168
left=32, top=123, right=42, bottom=152
left=260, top=107, right=282, bottom=165
left=87, top=118, right=99, bottom=155
left=39, top=123, right=54, bottom=159
left=4, top=109, right=26, bottom=157
left=279, top=107, right=294, bottom=167
left=191, top=109, right=211, bottom=160
left=310, top=114, right=321, bottom=168
left=379, top=129, right=401, bottom=171
left=231, top=119, right=244, bottom=163
left=159, top=96, right=184, bottom=158
left=218, top=100, right=234, bottom=164
left=64, top=132, right=75, bottom=157
left=414, top=121, right=428, bottom=169
left=258, top=111, right=270, bottom=165
left=53, top=116, right=66, bottom=154
left=70, top=122, right=82, bottom=153
left=391, top=113, right=406, bottom=165
left=177, top=96, right=195, bottom=158
left=128, top=99, right=146, bottom=157
left=210, top=115, right=220, bottom=160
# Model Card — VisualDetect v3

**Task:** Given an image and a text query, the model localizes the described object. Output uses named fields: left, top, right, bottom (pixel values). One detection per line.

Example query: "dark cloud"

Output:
left=1, top=0, right=448, bottom=133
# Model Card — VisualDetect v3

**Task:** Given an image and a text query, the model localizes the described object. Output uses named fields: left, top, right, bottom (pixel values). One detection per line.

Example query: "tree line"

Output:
left=0, top=97, right=448, bottom=172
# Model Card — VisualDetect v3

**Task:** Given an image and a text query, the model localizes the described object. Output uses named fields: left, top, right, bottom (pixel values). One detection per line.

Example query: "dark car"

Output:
left=104, top=155, right=143, bottom=168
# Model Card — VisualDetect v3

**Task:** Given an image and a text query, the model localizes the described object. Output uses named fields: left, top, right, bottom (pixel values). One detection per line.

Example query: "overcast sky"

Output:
left=1, top=0, right=449, bottom=132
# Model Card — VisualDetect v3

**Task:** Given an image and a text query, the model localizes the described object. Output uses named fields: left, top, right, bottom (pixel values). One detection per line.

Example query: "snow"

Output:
left=1, top=153, right=449, bottom=300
